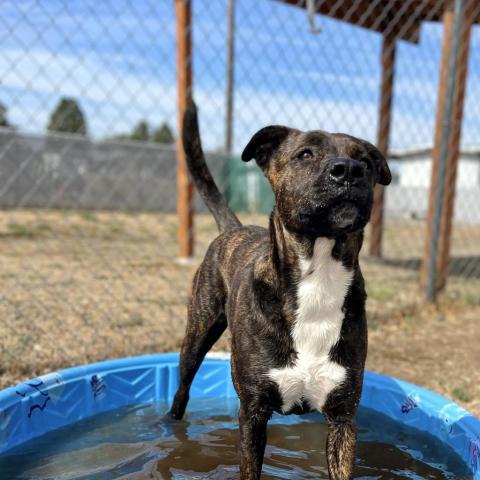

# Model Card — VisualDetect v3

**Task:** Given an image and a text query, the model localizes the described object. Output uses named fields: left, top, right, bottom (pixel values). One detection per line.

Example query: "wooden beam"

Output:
left=421, top=0, right=473, bottom=290
left=421, top=5, right=454, bottom=288
left=276, top=0, right=447, bottom=42
left=369, top=31, right=396, bottom=257
left=175, top=0, right=194, bottom=259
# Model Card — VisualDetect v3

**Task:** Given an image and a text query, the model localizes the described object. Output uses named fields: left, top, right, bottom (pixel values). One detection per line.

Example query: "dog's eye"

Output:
left=298, top=149, right=313, bottom=160
left=360, top=157, right=371, bottom=170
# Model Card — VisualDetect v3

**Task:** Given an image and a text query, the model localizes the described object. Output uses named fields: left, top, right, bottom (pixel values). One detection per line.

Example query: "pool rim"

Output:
left=0, top=352, right=478, bottom=478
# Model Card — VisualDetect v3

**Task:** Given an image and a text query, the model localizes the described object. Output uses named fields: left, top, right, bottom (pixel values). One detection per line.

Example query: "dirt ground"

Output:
left=0, top=209, right=479, bottom=417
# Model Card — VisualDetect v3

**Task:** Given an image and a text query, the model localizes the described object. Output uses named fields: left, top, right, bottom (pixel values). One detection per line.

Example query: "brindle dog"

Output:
left=167, top=102, right=391, bottom=479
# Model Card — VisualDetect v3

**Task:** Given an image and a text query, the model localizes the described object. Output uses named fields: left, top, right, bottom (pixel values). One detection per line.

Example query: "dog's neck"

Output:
left=267, top=207, right=362, bottom=290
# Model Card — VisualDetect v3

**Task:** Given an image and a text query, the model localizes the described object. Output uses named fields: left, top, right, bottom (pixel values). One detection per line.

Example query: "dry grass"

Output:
left=0, top=209, right=479, bottom=417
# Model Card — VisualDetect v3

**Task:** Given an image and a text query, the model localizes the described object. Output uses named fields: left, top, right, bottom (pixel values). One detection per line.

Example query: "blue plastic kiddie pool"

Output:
left=0, top=352, right=479, bottom=478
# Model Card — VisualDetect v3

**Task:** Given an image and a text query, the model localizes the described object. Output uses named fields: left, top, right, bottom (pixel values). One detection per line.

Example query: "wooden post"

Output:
left=369, top=31, right=396, bottom=257
left=176, top=0, right=194, bottom=259
left=224, top=0, right=236, bottom=155
left=421, top=1, right=473, bottom=290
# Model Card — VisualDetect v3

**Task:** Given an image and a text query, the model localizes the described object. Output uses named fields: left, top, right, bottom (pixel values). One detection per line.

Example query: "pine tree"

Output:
left=152, top=122, right=174, bottom=144
left=0, top=103, right=10, bottom=127
left=47, top=97, right=87, bottom=135
left=130, top=120, right=150, bottom=141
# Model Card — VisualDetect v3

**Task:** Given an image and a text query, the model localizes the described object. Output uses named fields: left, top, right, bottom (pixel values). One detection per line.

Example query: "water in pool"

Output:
left=0, top=397, right=472, bottom=479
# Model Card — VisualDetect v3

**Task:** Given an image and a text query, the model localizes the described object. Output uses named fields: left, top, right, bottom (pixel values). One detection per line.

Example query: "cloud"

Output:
left=2, top=44, right=479, bottom=154
left=0, top=47, right=178, bottom=135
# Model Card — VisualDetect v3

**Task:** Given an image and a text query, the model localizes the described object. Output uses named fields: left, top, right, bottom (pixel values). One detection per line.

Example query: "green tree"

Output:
left=47, top=97, right=87, bottom=135
left=130, top=120, right=150, bottom=141
left=0, top=103, right=10, bottom=128
left=152, top=122, right=174, bottom=144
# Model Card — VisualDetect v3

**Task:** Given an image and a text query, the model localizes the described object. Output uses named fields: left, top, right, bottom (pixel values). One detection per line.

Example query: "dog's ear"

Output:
left=371, top=149, right=392, bottom=186
left=363, top=143, right=391, bottom=186
left=241, top=126, right=291, bottom=169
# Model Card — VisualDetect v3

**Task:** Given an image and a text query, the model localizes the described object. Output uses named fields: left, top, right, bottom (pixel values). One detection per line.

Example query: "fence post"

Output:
left=225, top=0, right=236, bottom=156
left=176, top=0, right=194, bottom=260
left=422, top=0, right=473, bottom=301
left=369, top=30, right=396, bottom=258
left=423, top=0, right=472, bottom=301
left=434, top=1, right=473, bottom=291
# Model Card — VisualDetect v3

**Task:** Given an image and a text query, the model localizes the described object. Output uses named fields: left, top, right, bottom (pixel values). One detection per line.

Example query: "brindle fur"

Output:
left=168, top=102, right=391, bottom=479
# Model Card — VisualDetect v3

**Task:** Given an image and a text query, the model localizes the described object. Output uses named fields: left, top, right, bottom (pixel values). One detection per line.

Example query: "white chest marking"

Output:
left=268, top=238, right=353, bottom=413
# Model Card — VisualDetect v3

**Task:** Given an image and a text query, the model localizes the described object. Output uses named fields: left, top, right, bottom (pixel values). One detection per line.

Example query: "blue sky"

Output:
left=0, top=0, right=479, bottom=152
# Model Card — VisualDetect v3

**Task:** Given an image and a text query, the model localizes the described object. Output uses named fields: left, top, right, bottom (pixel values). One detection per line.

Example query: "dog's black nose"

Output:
left=329, top=158, right=365, bottom=184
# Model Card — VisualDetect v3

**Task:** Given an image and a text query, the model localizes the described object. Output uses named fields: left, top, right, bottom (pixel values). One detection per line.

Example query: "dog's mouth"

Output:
left=298, top=199, right=366, bottom=234
left=327, top=201, right=360, bottom=229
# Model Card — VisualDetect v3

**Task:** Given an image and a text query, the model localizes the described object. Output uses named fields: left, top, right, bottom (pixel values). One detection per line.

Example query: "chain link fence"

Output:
left=1, top=0, right=479, bottom=388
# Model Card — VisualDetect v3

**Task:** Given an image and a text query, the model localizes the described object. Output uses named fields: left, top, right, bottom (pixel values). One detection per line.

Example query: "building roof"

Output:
left=389, top=145, right=480, bottom=161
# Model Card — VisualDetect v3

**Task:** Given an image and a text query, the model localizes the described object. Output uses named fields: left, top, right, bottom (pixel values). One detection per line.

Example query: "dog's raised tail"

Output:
left=182, top=101, right=241, bottom=233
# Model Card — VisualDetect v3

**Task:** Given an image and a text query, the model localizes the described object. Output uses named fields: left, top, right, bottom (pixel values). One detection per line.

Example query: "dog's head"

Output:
left=242, top=127, right=391, bottom=238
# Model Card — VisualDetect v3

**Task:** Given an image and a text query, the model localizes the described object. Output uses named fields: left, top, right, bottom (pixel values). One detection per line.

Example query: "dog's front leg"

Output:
left=326, top=420, right=356, bottom=480
left=238, top=405, right=271, bottom=479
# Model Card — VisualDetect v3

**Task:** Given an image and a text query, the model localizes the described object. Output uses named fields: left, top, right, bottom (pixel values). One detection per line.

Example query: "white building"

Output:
left=385, top=147, right=480, bottom=224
